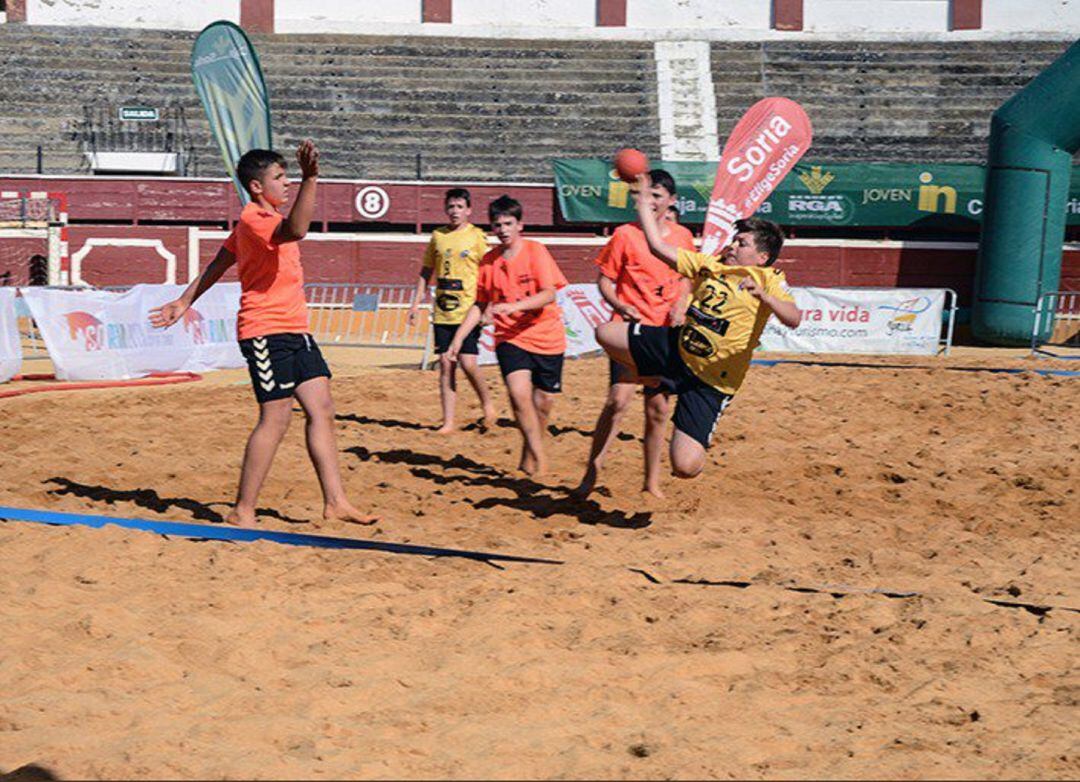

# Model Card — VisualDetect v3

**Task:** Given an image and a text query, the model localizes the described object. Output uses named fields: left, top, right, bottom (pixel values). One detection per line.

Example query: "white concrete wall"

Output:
left=455, top=0, right=594, bottom=28
left=803, top=0, right=949, bottom=34
left=627, top=0, right=769, bottom=30
left=25, top=0, right=238, bottom=29
left=17, top=0, right=1080, bottom=38
left=983, top=0, right=1080, bottom=34
left=276, top=0, right=420, bottom=33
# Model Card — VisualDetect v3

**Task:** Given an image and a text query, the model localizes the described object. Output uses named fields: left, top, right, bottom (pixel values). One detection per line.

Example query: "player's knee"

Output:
left=534, top=391, right=556, bottom=416
left=645, top=396, right=669, bottom=425
left=439, top=355, right=455, bottom=373
left=671, top=459, right=703, bottom=479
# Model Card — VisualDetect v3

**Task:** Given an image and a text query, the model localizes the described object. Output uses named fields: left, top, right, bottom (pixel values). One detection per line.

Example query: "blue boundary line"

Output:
left=0, top=506, right=563, bottom=565
left=751, top=358, right=1080, bottom=377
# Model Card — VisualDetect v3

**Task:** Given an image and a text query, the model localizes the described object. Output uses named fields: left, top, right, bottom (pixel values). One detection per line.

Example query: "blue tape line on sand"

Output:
left=0, top=506, right=563, bottom=565
left=751, top=358, right=1080, bottom=377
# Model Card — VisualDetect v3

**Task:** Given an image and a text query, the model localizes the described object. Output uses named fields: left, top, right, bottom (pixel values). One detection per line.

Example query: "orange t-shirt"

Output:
left=596, top=221, right=697, bottom=326
left=476, top=239, right=568, bottom=355
left=223, top=202, right=309, bottom=341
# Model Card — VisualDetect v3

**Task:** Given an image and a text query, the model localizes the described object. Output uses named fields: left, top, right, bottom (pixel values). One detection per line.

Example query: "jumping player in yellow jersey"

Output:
left=407, top=188, right=497, bottom=433
left=596, top=173, right=803, bottom=480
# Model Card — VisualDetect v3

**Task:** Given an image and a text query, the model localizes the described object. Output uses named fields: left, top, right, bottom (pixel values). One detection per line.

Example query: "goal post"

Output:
left=0, top=192, right=69, bottom=286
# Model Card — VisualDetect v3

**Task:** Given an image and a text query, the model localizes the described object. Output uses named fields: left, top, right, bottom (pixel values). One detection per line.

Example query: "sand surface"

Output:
left=0, top=348, right=1077, bottom=779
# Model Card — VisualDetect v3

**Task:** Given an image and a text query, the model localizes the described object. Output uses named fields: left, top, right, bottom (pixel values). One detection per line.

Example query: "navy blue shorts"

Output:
left=238, top=332, right=331, bottom=404
left=496, top=341, right=564, bottom=394
left=434, top=323, right=481, bottom=355
left=627, top=324, right=733, bottom=449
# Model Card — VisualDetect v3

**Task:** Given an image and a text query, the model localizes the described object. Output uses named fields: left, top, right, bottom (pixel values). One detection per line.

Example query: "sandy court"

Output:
left=0, top=347, right=1077, bottom=779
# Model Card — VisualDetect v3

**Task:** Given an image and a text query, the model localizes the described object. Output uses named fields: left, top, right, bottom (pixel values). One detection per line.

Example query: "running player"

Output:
left=446, top=196, right=568, bottom=476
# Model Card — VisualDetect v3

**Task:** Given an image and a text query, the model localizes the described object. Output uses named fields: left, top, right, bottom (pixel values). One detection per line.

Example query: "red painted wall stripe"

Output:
left=240, top=0, right=274, bottom=34
left=423, top=0, right=452, bottom=23
left=597, top=0, right=626, bottom=27
left=6, top=0, right=27, bottom=22
left=772, top=0, right=803, bottom=31
left=950, top=0, right=982, bottom=30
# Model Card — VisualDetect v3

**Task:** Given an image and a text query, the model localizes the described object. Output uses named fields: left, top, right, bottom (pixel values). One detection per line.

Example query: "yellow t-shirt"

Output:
left=676, top=247, right=795, bottom=395
left=422, top=224, right=490, bottom=325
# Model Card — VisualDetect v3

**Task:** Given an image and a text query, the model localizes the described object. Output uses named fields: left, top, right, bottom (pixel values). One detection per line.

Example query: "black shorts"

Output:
left=238, top=332, right=332, bottom=404
left=496, top=341, right=564, bottom=394
left=608, top=357, right=665, bottom=396
left=433, top=322, right=481, bottom=355
left=627, top=324, right=733, bottom=449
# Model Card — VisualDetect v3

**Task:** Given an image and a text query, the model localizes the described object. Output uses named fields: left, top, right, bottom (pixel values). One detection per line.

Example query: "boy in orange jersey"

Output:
left=150, top=141, right=376, bottom=527
left=407, top=188, right=497, bottom=433
left=446, top=195, right=568, bottom=476
left=574, top=170, right=696, bottom=499
left=596, top=173, right=802, bottom=481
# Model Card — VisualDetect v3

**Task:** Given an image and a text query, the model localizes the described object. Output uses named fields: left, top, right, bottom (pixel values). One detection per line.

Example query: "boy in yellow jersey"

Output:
left=596, top=173, right=802, bottom=480
left=407, top=188, right=497, bottom=433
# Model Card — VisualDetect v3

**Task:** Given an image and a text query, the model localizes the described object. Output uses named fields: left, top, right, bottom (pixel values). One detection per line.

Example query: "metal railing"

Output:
left=1031, top=291, right=1080, bottom=359
left=304, top=283, right=430, bottom=349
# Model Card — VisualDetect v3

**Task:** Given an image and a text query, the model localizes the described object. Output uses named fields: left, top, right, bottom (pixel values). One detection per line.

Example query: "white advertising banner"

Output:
left=477, top=283, right=614, bottom=365
left=19, top=283, right=244, bottom=380
left=0, top=288, right=22, bottom=383
left=760, top=286, right=946, bottom=355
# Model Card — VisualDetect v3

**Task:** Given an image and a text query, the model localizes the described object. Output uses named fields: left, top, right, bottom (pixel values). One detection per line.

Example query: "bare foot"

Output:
left=572, top=462, right=601, bottom=499
left=483, top=407, right=498, bottom=428
left=435, top=422, right=456, bottom=434
left=324, top=502, right=379, bottom=525
left=642, top=484, right=666, bottom=499
left=225, top=506, right=257, bottom=527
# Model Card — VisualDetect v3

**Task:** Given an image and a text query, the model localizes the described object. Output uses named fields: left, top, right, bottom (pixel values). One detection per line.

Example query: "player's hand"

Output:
left=480, top=308, right=494, bottom=326
left=445, top=342, right=460, bottom=363
left=670, top=307, right=688, bottom=327
left=406, top=303, right=420, bottom=326
left=490, top=302, right=515, bottom=317
left=739, top=278, right=765, bottom=299
left=296, top=139, right=320, bottom=179
left=633, top=172, right=651, bottom=192
left=619, top=303, right=643, bottom=322
left=148, top=299, right=187, bottom=329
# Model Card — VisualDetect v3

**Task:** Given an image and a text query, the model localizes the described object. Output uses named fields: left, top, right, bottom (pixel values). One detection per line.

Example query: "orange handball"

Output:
left=614, top=148, right=649, bottom=183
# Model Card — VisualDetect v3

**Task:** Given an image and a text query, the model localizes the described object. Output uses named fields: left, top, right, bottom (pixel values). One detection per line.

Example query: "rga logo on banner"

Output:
left=565, top=288, right=612, bottom=328
left=788, top=166, right=854, bottom=224
left=181, top=307, right=236, bottom=345
left=65, top=310, right=172, bottom=351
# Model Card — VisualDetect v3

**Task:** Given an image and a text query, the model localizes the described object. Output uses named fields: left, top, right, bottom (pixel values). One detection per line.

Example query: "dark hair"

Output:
left=445, top=187, right=471, bottom=206
left=236, top=149, right=286, bottom=195
left=648, top=169, right=677, bottom=196
left=734, top=217, right=784, bottom=265
left=666, top=204, right=680, bottom=215
left=488, top=195, right=522, bottom=223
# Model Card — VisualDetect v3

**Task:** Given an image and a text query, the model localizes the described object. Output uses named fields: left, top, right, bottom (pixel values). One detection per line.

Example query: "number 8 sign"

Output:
left=354, top=186, right=390, bottom=220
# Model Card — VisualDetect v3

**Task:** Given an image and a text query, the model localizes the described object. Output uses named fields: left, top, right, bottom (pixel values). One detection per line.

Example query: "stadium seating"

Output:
left=0, top=25, right=1072, bottom=180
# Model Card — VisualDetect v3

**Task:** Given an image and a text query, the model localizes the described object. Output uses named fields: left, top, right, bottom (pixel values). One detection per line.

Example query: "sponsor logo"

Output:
left=879, top=296, right=932, bottom=332
left=63, top=310, right=173, bottom=352
left=436, top=293, right=460, bottom=312
left=726, top=115, right=794, bottom=183
left=916, top=172, right=957, bottom=214
left=680, top=326, right=714, bottom=358
left=566, top=288, right=612, bottom=328
left=798, top=166, right=834, bottom=195
left=606, top=168, right=630, bottom=209
left=861, top=187, right=912, bottom=205
left=788, top=165, right=853, bottom=224
left=181, top=307, right=233, bottom=346
left=65, top=311, right=105, bottom=351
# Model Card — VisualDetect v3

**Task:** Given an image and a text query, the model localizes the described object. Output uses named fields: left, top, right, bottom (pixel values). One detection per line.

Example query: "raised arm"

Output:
left=149, top=245, right=236, bottom=328
left=634, top=173, right=679, bottom=268
left=273, top=140, right=319, bottom=244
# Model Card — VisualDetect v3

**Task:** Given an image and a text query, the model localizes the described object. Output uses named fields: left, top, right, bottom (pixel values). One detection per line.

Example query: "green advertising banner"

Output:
left=191, top=21, right=272, bottom=204
left=552, top=159, right=1080, bottom=228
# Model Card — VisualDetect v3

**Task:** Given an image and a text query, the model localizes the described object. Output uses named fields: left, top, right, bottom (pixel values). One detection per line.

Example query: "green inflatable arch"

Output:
left=972, top=38, right=1080, bottom=345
